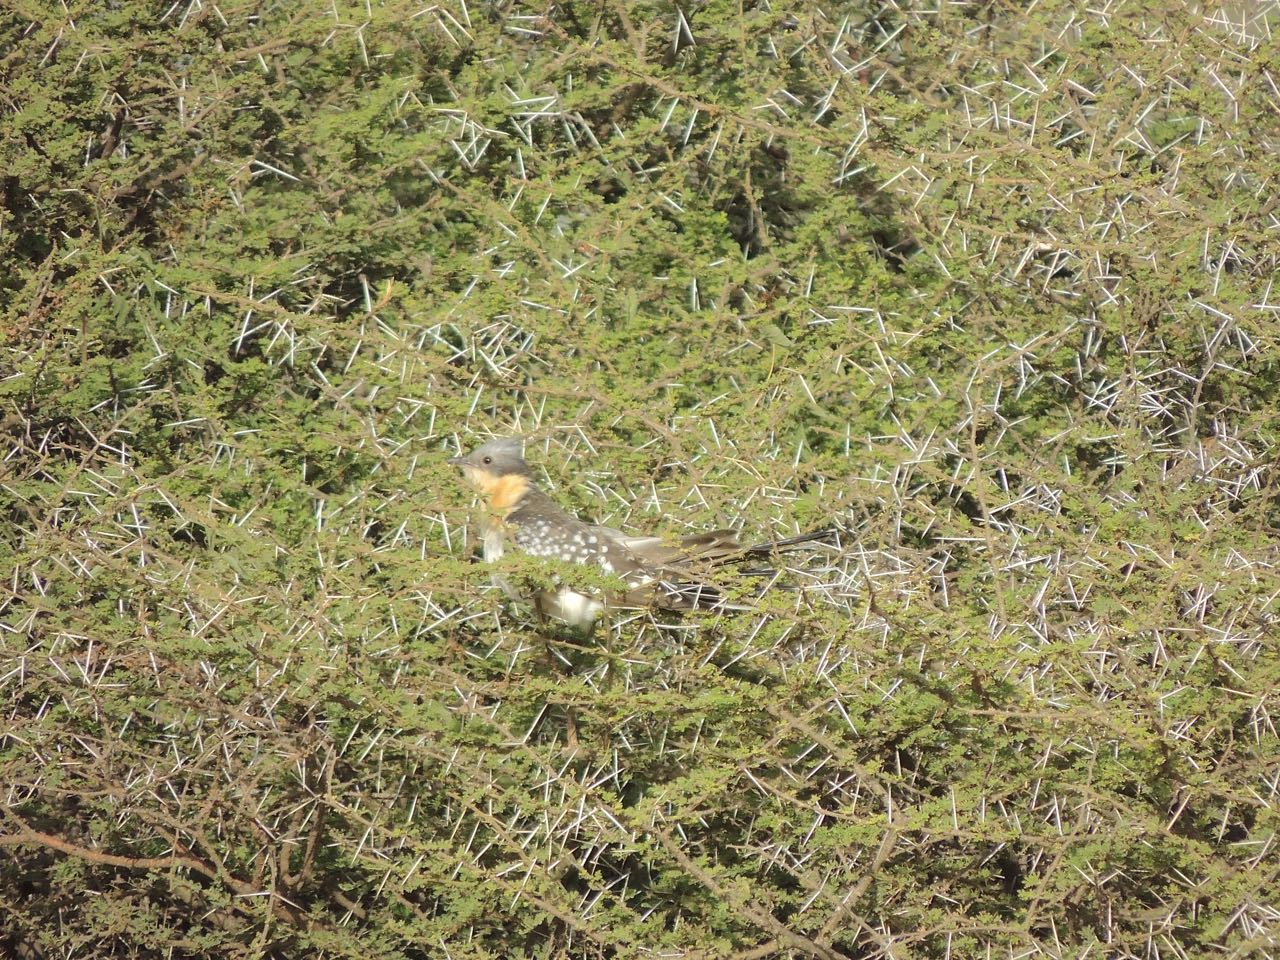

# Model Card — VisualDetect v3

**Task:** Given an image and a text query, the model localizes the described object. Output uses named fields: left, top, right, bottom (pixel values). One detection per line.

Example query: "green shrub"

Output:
left=2, top=2, right=1277, bottom=957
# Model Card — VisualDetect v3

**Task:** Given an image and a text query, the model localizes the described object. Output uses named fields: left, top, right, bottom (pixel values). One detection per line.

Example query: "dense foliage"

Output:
left=2, top=1, right=1278, bottom=957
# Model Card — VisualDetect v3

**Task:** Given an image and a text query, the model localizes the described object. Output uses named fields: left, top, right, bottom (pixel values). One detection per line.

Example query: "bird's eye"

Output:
left=482, top=456, right=492, bottom=465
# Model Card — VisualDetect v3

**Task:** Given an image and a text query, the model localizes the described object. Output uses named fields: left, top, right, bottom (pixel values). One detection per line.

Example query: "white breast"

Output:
left=482, top=528, right=505, bottom=562
left=482, top=527, right=522, bottom=602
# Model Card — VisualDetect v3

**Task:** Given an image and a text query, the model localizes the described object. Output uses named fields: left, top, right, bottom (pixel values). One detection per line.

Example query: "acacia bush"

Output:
left=2, top=2, right=1278, bottom=958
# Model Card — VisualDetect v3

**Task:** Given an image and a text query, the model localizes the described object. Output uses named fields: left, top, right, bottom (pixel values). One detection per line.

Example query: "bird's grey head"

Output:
left=447, top=436, right=532, bottom=478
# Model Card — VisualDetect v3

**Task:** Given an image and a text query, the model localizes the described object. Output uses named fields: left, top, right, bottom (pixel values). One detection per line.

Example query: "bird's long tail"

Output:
left=739, top=528, right=840, bottom=557
left=649, top=529, right=839, bottom=611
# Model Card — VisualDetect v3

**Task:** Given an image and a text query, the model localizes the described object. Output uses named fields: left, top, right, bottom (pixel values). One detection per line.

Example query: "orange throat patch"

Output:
left=461, top=467, right=530, bottom=517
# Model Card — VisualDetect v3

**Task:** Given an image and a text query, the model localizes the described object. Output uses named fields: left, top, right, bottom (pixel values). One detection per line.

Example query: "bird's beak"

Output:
left=446, top=455, right=465, bottom=466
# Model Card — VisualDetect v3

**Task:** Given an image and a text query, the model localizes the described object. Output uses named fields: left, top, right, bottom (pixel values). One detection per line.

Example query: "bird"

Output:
left=447, top=436, right=831, bottom=631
